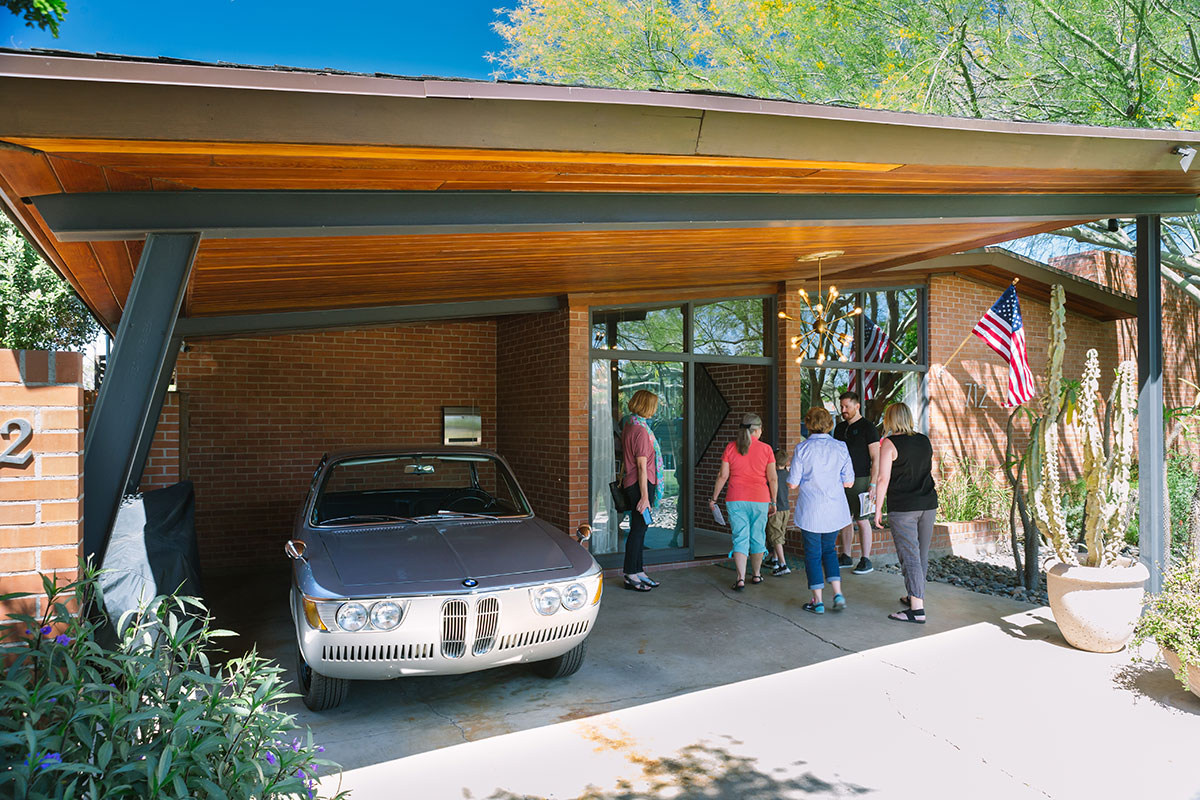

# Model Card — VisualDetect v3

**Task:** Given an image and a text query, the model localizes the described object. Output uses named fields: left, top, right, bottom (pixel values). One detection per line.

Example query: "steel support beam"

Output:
left=176, top=296, right=562, bottom=339
left=83, top=234, right=199, bottom=564
left=28, top=191, right=1199, bottom=242
left=1136, top=215, right=1166, bottom=593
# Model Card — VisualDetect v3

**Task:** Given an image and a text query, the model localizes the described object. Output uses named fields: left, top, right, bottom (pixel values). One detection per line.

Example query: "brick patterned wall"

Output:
left=139, top=391, right=180, bottom=492
left=695, top=363, right=770, bottom=535
left=0, top=349, right=84, bottom=623
left=174, top=322, right=497, bottom=571
left=495, top=308, right=590, bottom=534
left=928, top=274, right=1120, bottom=480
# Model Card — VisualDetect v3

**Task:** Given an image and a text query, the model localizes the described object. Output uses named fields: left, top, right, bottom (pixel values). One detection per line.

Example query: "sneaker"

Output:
left=762, top=555, right=779, bottom=570
left=852, top=557, right=874, bottom=575
left=832, top=593, right=847, bottom=611
left=837, top=554, right=854, bottom=567
left=803, top=601, right=825, bottom=614
left=772, top=564, right=791, bottom=576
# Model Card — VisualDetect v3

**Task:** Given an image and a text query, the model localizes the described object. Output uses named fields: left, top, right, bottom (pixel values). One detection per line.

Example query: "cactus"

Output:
left=1025, top=285, right=1139, bottom=568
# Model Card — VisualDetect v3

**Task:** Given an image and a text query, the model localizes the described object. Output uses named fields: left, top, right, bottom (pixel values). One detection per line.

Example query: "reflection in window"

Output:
left=860, top=289, right=920, bottom=366
left=793, top=292, right=858, bottom=364
left=592, top=305, right=684, bottom=352
left=693, top=298, right=765, bottom=356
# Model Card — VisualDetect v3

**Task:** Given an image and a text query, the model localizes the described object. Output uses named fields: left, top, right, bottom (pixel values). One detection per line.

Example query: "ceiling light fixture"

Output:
left=1172, top=145, right=1196, bottom=172
left=777, top=249, right=861, bottom=365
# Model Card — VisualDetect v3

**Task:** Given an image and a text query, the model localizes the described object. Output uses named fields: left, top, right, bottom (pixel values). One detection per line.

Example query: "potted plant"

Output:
left=1133, top=558, right=1200, bottom=698
left=1030, top=286, right=1148, bottom=653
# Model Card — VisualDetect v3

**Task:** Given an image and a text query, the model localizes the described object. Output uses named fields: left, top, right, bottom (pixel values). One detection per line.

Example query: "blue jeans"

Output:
left=727, top=501, right=768, bottom=557
left=802, top=529, right=841, bottom=590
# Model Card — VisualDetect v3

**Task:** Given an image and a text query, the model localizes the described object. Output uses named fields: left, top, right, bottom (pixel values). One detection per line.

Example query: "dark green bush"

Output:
left=0, top=570, right=347, bottom=799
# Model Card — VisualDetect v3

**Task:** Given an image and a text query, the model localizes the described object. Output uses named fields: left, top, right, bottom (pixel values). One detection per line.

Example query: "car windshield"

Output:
left=312, top=453, right=532, bottom=526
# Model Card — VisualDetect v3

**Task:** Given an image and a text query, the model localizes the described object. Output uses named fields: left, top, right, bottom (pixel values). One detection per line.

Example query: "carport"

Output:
left=0, top=49, right=1196, bottom=589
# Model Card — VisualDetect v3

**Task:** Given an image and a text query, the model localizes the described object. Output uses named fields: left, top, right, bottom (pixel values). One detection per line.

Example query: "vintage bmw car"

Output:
left=285, top=447, right=602, bottom=711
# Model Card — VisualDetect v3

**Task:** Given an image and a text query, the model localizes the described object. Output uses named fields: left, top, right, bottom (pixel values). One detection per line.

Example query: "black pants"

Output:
left=623, top=481, right=656, bottom=575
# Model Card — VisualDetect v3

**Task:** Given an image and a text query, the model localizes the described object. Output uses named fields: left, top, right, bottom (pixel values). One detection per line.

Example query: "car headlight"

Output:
left=336, top=602, right=368, bottom=631
left=531, top=586, right=561, bottom=616
left=561, top=582, right=588, bottom=611
left=370, top=601, right=402, bottom=630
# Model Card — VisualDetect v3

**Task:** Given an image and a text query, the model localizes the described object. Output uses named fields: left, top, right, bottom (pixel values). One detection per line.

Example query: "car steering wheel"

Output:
left=442, top=487, right=494, bottom=512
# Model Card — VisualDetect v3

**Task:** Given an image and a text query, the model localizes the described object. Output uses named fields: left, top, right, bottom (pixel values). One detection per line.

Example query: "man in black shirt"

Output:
left=834, top=391, right=880, bottom=574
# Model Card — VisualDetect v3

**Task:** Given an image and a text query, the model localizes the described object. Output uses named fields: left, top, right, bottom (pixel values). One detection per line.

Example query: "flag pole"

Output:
left=941, top=277, right=1019, bottom=372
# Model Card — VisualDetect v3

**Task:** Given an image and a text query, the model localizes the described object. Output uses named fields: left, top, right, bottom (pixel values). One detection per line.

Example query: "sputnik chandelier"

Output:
left=778, top=249, right=862, bottom=365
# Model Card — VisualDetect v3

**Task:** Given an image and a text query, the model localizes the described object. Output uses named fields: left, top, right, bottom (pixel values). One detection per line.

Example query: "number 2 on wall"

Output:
left=0, top=418, right=33, bottom=467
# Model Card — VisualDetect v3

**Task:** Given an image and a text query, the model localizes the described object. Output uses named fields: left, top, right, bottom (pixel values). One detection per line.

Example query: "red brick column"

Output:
left=776, top=281, right=806, bottom=449
left=0, top=349, right=84, bottom=620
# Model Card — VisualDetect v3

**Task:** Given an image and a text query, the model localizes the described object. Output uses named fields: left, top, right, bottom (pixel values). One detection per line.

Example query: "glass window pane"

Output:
left=861, top=289, right=921, bottom=367
left=693, top=298, right=766, bottom=356
left=592, top=305, right=684, bottom=352
left=863, top=371, right=925, bottom=432
left=799, top=368, right=855, bottom=427
left=787, top=289, right=858, bottom=365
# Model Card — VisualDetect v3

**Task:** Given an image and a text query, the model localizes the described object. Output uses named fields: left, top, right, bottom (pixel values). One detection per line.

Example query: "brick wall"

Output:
left=0, top=349, right=84, bottom=622
left=139, top=391, right=181, bottom=492
left=495, top=308, right=590, bottom=534
left=174, top=322, right=497, bottom=571
left=695, top=363, right=770, bottom=535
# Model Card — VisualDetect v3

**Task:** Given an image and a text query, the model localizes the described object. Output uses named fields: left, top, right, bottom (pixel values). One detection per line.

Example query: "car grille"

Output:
left=322, top=643, right=434, bottom=662
left=472, top=596, right=501, bottom=656
left=497, top=619, right=590, bottom=651
left=441, top=599, right=469, bottom=659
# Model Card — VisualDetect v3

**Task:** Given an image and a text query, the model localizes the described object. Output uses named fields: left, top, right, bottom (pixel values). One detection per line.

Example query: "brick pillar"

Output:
left=777, top=281, right=806, bottom=448
left=0, top=349, right=85, bottom=621
left=565, top=304, right=591, bottom=534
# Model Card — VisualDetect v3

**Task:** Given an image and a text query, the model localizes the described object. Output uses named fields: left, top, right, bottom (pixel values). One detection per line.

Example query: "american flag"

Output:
left=972, top=284, right=1036, bottom=406
left=848, top=315, right=891, bottom=400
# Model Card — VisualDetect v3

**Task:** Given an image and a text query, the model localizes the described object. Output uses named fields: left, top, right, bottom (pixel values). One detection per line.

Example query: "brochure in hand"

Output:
left=710, top=502, right=727, bottom=527
left=858, top=490, right=876, bottom=518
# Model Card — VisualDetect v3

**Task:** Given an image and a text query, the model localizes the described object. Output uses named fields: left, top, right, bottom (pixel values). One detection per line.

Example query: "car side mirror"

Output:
left=573, top=523, right=592, bottom=548
left=284, top=539, right=308, bottom=562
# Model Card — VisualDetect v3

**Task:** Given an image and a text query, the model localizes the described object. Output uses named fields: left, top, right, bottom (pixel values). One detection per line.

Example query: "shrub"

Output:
left=1133, top=558, right=1200, bottom=688
left=0, top=570, right=347, bottom=800
left=936, top=457, right=1011, bottom=522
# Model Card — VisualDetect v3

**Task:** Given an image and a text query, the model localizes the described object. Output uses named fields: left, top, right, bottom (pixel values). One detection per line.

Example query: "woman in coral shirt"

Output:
left=709, top=413, right=777, bottom=591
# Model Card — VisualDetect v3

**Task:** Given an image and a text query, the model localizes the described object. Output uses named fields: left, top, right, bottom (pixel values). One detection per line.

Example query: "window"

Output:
left=693, top=298, right=766, bottom=356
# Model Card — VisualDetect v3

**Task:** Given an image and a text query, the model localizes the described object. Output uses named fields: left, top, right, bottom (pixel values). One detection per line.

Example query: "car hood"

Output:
left=310, top=517, right=577, bottom=593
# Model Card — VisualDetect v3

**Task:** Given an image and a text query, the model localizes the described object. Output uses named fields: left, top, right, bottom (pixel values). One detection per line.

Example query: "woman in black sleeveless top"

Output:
left=872, top=402, right=938, bottom=624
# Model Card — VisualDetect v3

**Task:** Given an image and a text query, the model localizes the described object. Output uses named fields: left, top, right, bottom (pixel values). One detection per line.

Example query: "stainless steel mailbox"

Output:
left=442, top=406, right=482, bottom=446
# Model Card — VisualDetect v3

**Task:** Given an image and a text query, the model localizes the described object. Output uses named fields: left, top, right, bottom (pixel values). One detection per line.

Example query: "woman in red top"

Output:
left=709, top=413, right=777, bottom=591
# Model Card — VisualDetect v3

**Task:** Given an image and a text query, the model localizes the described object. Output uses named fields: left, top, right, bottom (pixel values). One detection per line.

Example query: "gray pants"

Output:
left=888, top=508, right=936, bottom=600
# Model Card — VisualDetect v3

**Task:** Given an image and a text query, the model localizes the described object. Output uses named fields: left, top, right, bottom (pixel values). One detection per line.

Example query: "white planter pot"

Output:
left=1045, top=557, right=1149, bottom=653
left=1162, top=647, right=1200, bottom=700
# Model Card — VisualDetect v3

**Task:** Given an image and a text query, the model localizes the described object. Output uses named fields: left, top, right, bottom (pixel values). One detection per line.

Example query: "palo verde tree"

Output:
left=3, top=0, right=67, bottom=36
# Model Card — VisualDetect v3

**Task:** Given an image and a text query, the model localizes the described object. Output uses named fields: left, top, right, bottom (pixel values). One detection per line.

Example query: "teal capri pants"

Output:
left=726, top=500, right=769, bottom=557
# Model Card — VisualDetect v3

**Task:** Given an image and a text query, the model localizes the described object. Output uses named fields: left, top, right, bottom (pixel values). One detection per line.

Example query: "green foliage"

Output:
left=2, top=0, right=67, bottom=36
left=1133, top=558, right=1200, bottom=689
left=491, top=0, right=1200, bottom=128
left=937, top=457, right=1012, bottom=523
left=0, top=569, right=346, bottom=800
left=1126, top=453, right=1200, bottom=559
left=0, top=216, right=99, bottom=351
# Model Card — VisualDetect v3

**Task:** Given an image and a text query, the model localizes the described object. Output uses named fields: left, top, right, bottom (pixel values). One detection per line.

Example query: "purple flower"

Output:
left=297, top=769, right=306, bottom=781
left=23, top=752, right=62, bottom=770
left=39, top=625, right=51, bottom=636
left=46, top=697, right=56, bottom=704
left=265, top=751, right=277, bottom=766
left=308, top=763, right=318, bottom=774
left=53, top=634, right=72, bottom=646
left=291, top=738, right=301, bottom=752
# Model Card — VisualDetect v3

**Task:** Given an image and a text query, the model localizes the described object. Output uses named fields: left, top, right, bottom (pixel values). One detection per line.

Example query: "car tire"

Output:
left=532, top=639, right=587, bottom=679
left=295, top=643, right=349, bottom=711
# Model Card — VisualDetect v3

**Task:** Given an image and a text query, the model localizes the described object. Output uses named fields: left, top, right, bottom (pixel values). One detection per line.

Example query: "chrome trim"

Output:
left=473, top=596, right=501, bottom=656
left=441, top=598, right=469, bottom=659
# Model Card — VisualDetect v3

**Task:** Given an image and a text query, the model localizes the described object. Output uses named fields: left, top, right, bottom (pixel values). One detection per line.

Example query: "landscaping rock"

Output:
left=879, top=553, right=1050, bottom=607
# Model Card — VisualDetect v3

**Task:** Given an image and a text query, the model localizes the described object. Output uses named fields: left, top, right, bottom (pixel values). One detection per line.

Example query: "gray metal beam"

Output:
left=1137, top=215, right=1166, bottom=593
left=176, top=296, right=562, bottom=338
left=28, top=191, right=1200, bottom=242
left=126, top=335, right=180, bottom=495
left=84, top=234, right=199, bottom=564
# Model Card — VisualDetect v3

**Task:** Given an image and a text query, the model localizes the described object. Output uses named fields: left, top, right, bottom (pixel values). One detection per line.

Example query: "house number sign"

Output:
left=964, top=383, right=990, bottom=410
left=0, top=418, right=32, bottom=467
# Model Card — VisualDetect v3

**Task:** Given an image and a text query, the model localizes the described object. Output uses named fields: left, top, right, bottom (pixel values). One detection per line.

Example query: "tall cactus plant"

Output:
left=1026, top=285, right=1138, bottom=568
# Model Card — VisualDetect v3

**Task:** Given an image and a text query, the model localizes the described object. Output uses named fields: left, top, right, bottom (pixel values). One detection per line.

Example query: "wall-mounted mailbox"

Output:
left=443, top=406, right=482, bottom=446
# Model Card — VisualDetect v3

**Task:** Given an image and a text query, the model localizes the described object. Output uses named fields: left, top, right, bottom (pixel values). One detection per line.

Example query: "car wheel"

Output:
left=295, top=643, right=349, bottom=711
left=532, top=639, right=587, bottom=679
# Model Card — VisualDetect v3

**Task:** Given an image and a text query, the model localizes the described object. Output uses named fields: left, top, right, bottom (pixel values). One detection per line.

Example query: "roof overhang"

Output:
left=1, top=50, right=1196, bottom=332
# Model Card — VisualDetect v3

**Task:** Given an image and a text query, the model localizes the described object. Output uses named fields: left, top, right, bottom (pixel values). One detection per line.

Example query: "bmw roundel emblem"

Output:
left=462, top=578, right=478, bottom=588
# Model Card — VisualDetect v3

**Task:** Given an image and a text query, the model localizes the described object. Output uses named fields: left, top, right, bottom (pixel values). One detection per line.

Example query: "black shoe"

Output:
left=639, top=574, right=660, bottom=588
left=853, top=557, right=874, bottom=575
left=623, top=576, right=652, bottom=592
left=837, top=554, right=854, bottom=567
left=762, top=555, right=779, bottom=570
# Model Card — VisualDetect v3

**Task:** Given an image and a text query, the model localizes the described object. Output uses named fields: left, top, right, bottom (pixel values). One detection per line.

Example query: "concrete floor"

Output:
left=209, top=564, right=1200, bottom=799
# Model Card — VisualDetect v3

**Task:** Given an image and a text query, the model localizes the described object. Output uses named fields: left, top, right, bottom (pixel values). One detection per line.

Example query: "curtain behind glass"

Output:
left=590, top=359, right=619, bottom=554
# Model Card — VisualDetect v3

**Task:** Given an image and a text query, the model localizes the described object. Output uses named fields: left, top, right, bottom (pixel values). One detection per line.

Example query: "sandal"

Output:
left=899, top=596, right=912, bottom=608
left=623, top=577, right=652, bottom=592
left=888, top=608, right=926, bottom=624
left=749, top=574, right=764, bottom=585
left=731, top=578, right=746, bottom=592
left=803, top=601, right=825, bottom=614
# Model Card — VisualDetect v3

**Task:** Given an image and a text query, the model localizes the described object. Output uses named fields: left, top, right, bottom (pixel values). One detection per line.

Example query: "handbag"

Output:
left=609, top=465, right=632, bottom=513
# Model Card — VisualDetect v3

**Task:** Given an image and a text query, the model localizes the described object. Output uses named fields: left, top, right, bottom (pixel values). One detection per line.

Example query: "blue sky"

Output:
left=0, top=0, right=508, bottom=79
